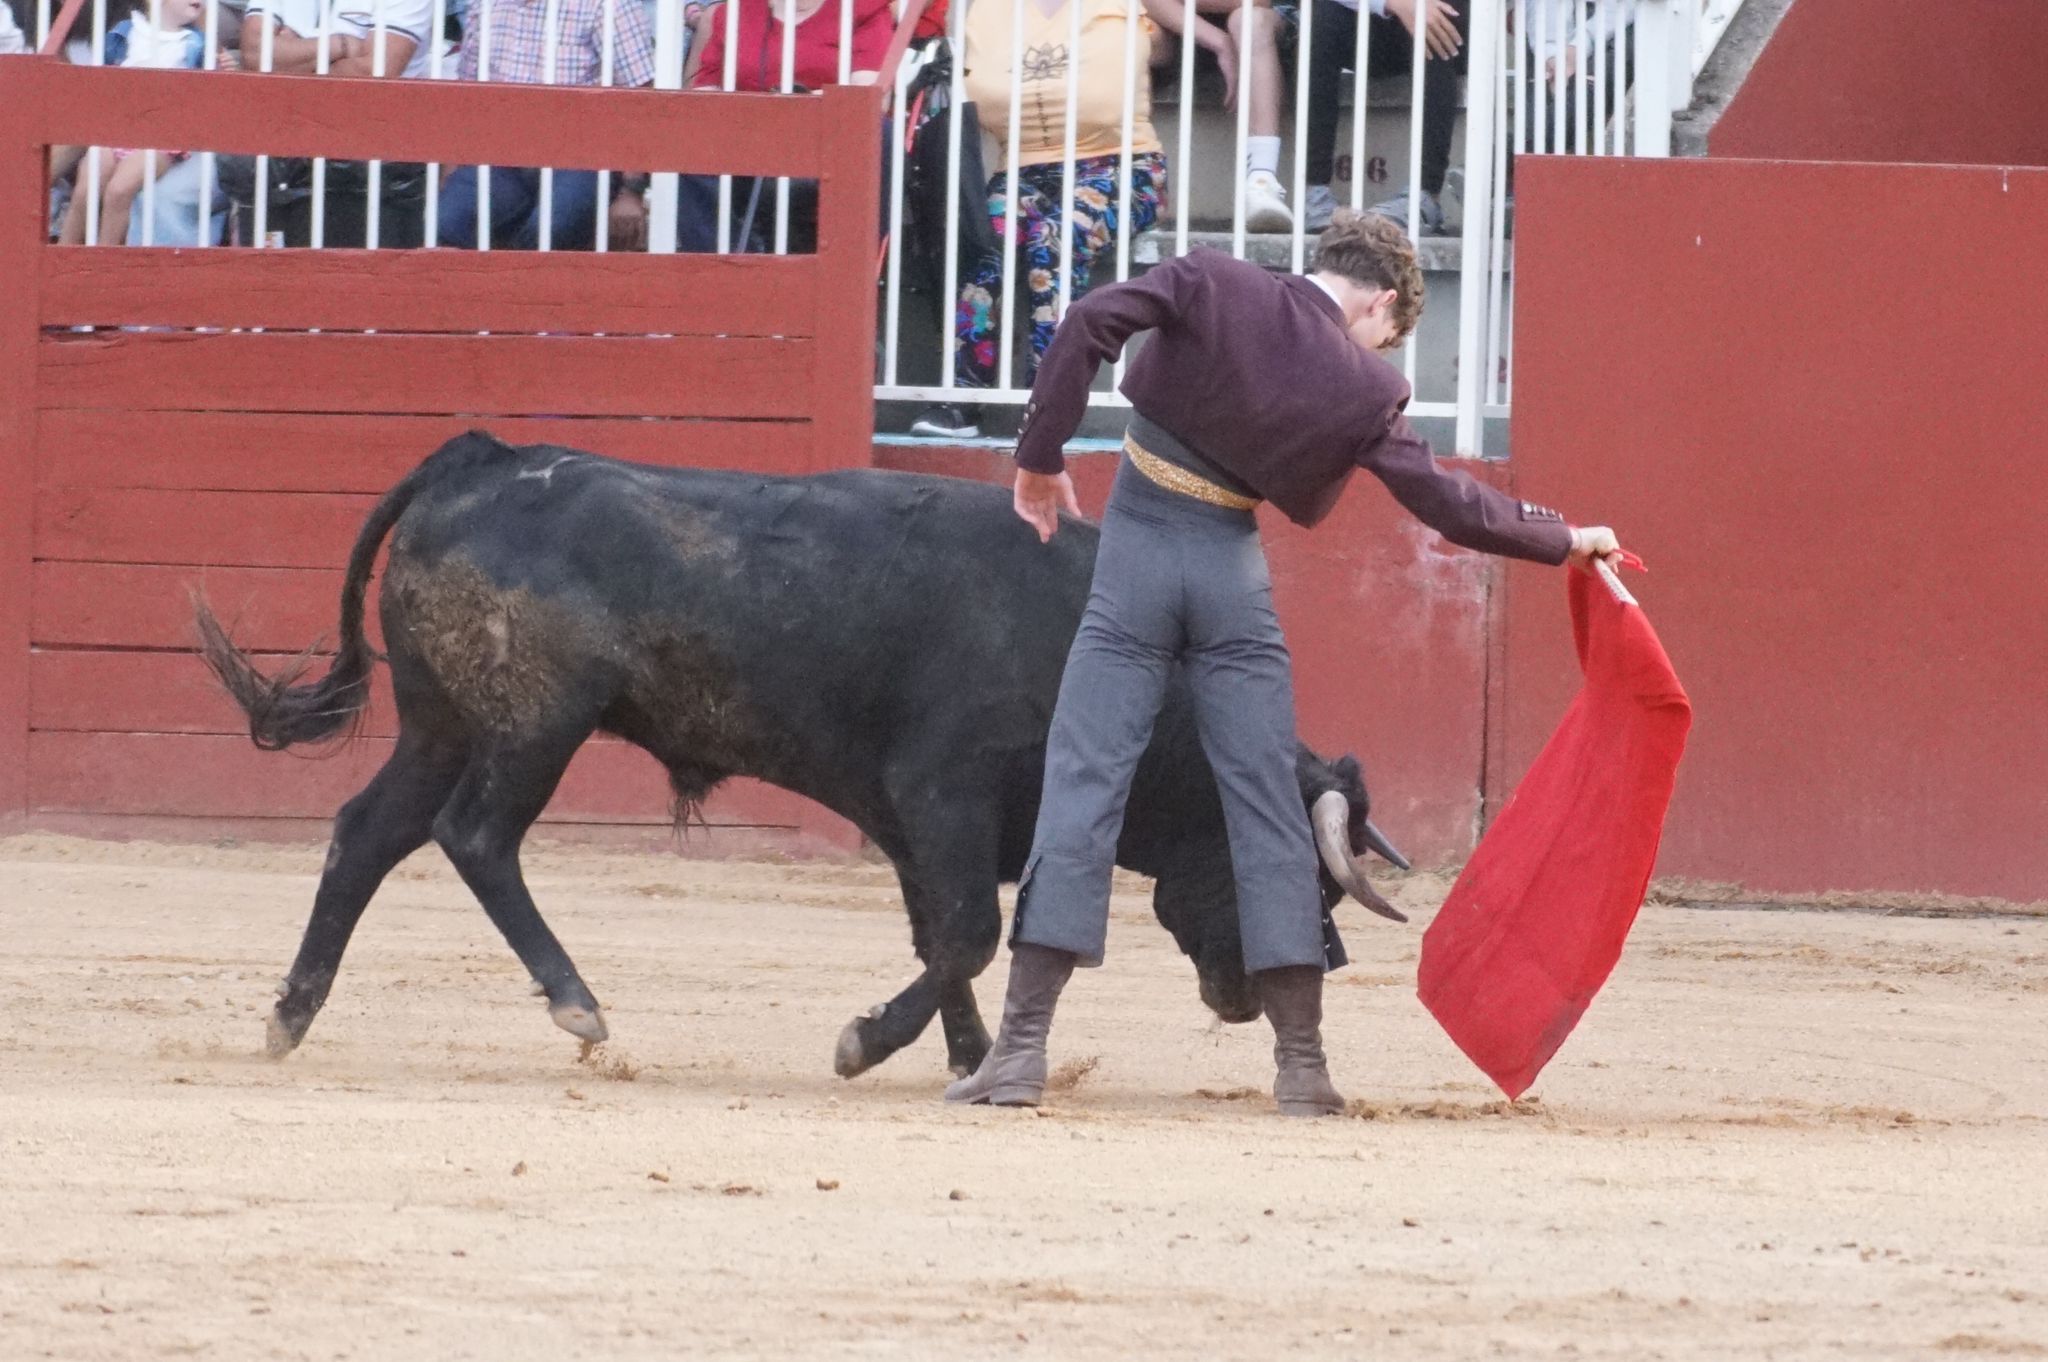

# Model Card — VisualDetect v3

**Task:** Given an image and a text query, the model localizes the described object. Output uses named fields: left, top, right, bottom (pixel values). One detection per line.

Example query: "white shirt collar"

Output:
left=1307, top=274, right=1346, bottom=313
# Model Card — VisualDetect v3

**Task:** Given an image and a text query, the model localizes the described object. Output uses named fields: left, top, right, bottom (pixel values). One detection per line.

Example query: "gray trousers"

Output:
left=1012, top=445, right=1339, bottom=975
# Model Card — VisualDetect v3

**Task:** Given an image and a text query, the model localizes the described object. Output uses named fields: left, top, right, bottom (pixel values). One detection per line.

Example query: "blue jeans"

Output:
left=123, top=154, right=228, bottom=246
left=437, top=165, right=601, bottom=250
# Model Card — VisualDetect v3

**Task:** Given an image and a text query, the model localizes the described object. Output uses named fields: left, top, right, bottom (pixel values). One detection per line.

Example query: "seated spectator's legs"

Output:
left=676, top=174, right=823, bottom=254
left=676, top=173, right=727, bottom=252
left=125, top=154, right=227, bottom=247
left=953, top=153, right=1166, bottom=390
left=1303, top=0, right=1358, bottom=193
left=439, top=165, right=544, bottom=248
left=95, top=153, right=154, bottom=249
left=1415, top=2, right=1470, bottom=200
left=1303, top=0, right=1470, bottom=228
left=508, top=168, right=600, bottom=251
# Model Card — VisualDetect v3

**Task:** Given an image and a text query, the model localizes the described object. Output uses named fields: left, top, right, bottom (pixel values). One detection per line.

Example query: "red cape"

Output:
left=1417, top=562, right=1691, bottom=1099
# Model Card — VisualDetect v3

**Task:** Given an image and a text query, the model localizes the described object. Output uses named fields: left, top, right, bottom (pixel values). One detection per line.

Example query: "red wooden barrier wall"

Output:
left=0, top=61, right=883, bottom=847
left=1510, top=156, right=2048, bottom=903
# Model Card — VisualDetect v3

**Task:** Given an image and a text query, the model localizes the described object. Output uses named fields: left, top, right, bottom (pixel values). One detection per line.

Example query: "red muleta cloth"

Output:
left=1417, top=558, right=1691, bottom=1099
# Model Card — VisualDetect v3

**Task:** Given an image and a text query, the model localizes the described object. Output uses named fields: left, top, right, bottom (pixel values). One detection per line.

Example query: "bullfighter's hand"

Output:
left=1014, top=470, right=1081, bottom=544
left=1566, top=524, right=1622, bottom=571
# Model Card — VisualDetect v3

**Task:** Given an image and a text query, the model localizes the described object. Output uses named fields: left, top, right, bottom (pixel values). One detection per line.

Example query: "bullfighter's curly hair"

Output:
left=1311, top=210, right=1426, bottom=347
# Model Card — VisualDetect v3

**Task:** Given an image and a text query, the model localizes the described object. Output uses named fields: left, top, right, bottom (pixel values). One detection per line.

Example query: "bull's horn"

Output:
left=1360, top=820, right=1411, bottom=872
left=1312, top=791, right=1409, bottom=924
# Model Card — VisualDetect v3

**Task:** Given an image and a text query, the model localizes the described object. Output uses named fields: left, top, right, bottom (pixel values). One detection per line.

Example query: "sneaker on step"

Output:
left=1243, top=172, right=1295, bottom=233
left=909, top=404, right=981, bottom=439
left=1369, top=188, right=1445, bottom=237
left=1304, top=184, right=1339, bottom=232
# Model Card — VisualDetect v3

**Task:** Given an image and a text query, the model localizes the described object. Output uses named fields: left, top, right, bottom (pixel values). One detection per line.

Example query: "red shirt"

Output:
left=691, top=0, right=894, bottom=91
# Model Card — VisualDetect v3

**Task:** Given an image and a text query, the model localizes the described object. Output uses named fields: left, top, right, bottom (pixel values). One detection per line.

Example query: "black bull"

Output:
left=198, top=433, right=1409, bottom=1078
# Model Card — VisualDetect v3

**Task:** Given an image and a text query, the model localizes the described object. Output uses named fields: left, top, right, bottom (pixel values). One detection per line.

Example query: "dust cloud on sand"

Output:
left=3, top=834, right=2045, bottom=1360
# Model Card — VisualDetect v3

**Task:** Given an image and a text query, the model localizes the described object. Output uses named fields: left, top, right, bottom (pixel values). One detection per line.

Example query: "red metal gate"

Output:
left=0, top=59, right=885, bottom=846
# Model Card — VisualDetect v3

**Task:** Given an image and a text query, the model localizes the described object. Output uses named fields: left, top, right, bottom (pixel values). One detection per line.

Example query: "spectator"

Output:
left=440, top=0, right=656, bottom=250
left=133, top=0, right=430, bottom=247
left=1, top=0, right=28, bottom=54
left=910, top=0, right=1166, bottom=440
left=56, top=0, right=208, bottom=247
left=1301, top=0, right=1464, bottom=234
left=1515, top=0, right=1630, bottom=156
left=1147, top=0, right=1292, bottom=231
left=677, top=0, right=892, bottom=253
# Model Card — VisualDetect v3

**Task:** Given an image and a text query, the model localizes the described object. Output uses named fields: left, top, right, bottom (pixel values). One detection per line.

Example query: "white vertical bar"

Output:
left=1401, top=0, right=1424, bottom=385
left=254, top=13, right=274, bottom=246
left=1634, top=0, right=1670, bottom=155
left=1348, top=0, right=1367, bottom=211
left=1485, top=0, right=1509, bottom=406
left=1616, top=0, right=1630, bottom=155
left=717, top=0, right=738, bottom=253
left=538, top=0, right=560, bottom=251
left=882, top=43, right=910, bottom=383
left=1514, top=0, right=1528, bottom=158
left=139, top=0, right=160, bottom=245
left=477, top=0, right=493, bottom=250
left=1529, top=0, right=1545, bottom=154
left=1452, top=0, right=1498, bottom=452
left=313, top=0, right=332, bottom=250
left=1056, top=0, right=1080, bottom=318
left=1174, top=0, right=1194, bottom=253
left=1289, top=0, right=1311, bottom=273
left=83, top=0, right=104, bottom=244
left=596, top=0, right=617, bottom=251
left=652, top=0, right=685, bottom=252
left=775, top=0, right=796, bottom=256
left=138, top=0, right=178, bottom=247
left=37, top=0, right=51, bottom=47
left=1573, top=0, right=1589, bottom=153
left=1549, top=0, right=1566, bottom=152
left=1110, top=0, right=1137, bottom=388
left=1230, top=0, right=1250, bottom=256
left=938, top=0, right=965, bottom=390
left=196, top=0, right=219, bottom=247
left=998, top=0, right=1022, bottom=389
left=1591, top=0, right=1607, bottom=153
left=368, top=0, right=387, bottom=248
left=837, top=0, right=850, bottom=84
left=425, top=0, right=446, bottom=246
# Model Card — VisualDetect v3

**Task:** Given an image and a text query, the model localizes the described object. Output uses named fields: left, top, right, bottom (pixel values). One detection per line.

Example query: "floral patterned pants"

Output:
left=954, top=150, right=1167, bottom=390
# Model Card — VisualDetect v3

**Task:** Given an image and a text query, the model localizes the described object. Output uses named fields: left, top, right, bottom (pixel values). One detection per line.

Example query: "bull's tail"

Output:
left=195, top=431, right=504, bottom=752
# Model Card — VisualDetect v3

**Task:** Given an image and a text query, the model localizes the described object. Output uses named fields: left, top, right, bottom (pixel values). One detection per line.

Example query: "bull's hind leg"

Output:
left=269, top=733, right=468, bottom=1057
left=835, top=800, right=1001, bottom=1079
left=431, top=732, right=608, bottom=1044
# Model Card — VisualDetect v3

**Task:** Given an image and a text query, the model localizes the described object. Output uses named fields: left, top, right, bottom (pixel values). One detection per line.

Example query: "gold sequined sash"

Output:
left=1123, top=434, right=1260, bottom=511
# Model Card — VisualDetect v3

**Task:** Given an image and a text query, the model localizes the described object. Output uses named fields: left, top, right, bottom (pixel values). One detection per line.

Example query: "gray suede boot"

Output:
left=943, top=943, right=1076, bottom=1107
left=1260, top=966, right=1346, bottom=1117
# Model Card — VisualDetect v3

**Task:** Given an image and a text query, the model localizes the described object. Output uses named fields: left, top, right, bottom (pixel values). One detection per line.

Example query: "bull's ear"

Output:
left=1334, top=754, right=1363, bottom=784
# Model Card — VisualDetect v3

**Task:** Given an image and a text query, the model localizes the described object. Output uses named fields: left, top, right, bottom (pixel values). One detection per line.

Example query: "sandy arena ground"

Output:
left=2, top=833, right=2044, bottom=1361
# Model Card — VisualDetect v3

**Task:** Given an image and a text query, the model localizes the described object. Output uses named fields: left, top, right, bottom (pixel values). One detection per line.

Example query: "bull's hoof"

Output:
left=549, top=1003, right=609, bottom=1044
left=264, top=1008, right=306, bottom=1060
left=834, top=1004, right=887, bottom=1079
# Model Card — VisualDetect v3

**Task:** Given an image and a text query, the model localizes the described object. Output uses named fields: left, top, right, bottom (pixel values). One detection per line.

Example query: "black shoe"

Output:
left=910, top=404, right=981, bottom=439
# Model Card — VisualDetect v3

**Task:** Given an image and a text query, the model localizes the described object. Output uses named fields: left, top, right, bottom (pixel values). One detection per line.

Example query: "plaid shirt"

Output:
left=457, top=0, right=657, bottom=86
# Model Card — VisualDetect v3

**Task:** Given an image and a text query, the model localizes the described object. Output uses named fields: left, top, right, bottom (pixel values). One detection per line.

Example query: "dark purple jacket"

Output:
left=1014, top=248, right=1574, bottom=565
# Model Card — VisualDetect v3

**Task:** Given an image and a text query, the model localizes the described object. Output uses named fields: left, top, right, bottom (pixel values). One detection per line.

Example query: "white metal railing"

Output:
left=871, top=0, right=1746, bottom=448
left=29, top=0, right=1746, bottom=447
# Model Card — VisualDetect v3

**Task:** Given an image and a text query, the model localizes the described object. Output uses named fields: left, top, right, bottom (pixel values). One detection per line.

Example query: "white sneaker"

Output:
left=1243, top=172, right=1294, bottom=234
